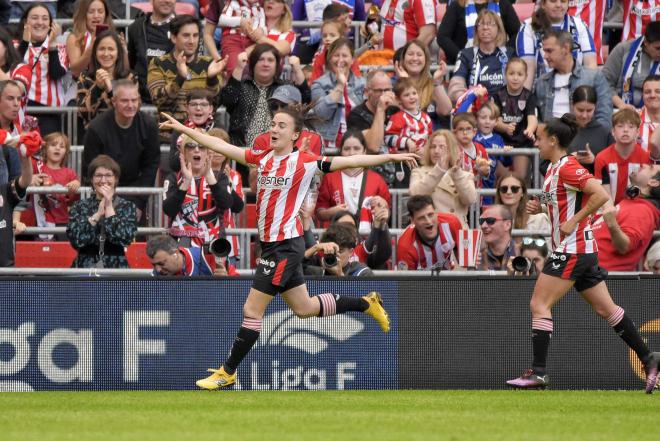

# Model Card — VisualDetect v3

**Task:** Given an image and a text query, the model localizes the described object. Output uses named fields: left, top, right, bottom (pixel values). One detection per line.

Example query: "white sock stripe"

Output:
left=318, top=293, right=336, bottom=316
left=606, top=307, right=625, bottom=327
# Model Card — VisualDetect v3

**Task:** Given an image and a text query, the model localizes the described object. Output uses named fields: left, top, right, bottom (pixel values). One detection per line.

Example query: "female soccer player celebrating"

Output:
left=160, top=109, right=419, bottom=390
left=506, top=114, right=659, bottom=393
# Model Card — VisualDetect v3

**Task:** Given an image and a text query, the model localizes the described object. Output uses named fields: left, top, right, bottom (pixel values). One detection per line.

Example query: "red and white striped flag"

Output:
left=458, top=229, right=482, bottom=269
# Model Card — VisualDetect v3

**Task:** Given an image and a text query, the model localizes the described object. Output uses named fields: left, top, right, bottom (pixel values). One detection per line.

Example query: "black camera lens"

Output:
left=512, top=256, right=532, bottom=273
left=322, top=254, right=337, bottom=267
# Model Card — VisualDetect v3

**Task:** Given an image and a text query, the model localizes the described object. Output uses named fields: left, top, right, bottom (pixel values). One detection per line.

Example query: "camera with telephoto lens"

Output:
left=208, top=238, right=232, bottom=258
left=322, top=253, right=338, bottom=268
left=512, top=256, right=535, bottom=274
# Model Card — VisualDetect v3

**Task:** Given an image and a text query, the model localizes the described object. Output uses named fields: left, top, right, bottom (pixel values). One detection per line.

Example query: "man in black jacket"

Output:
left=127, top=0, right=176, bottom=103
left=82, top=80, right=160, bottom=221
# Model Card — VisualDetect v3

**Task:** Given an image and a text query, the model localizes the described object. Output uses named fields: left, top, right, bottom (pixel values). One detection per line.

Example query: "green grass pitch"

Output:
left=2, top=390, right=659, bottom=441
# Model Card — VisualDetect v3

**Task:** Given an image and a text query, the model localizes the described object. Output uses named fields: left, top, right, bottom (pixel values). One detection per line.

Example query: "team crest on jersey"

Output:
left=397, top=261, right=408, bottom=270
left=518, top=100, right=526, bottom=111
left=576, top=168, right=586, bottom=175
left=287, top=160, right=296, bottom=173
left=539, top=190, right=555, bottom=205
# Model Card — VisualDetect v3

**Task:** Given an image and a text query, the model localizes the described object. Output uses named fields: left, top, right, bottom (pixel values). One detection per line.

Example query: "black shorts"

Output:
left=542, top=252, right=608, bottom=292
left=252, top=237, right=306, bottom=296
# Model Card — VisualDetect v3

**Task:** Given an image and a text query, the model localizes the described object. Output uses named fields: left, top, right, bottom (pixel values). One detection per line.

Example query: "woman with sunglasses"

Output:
left=506, top=113, right=660, bottom=392
left=495, top=173, right=549, bottom=234
left=162, top=131, right=237, bottom=249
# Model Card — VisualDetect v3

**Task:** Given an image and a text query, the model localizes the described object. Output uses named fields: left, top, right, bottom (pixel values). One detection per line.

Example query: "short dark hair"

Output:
left=322, top=2, right=350, bottom=21
left=644, top=21, right=660, bottom=43
left=331, top=210, right=357, bottom=226
left=88, top=154, right=121, bottom=182
left=643, top=74, right=660, bottom=89
left=320, top=223, right=358, bottom=250
left=17, top=2, right=52, bottom=40
left=393, top=77, right=416, bottom=98
left=146, top=235, right=179, bottom=259
left=407, top=195, right=434, bottom=218
left=572, top=85, right=597, bottom=105
left=186, top=89, right=214, bottom=104
left=170, top=14, right=200, bottom=36
left=452, top=112, right=477, bottom=129
left=249, top=43, right=282, bottom=78
left=325, top=37, right=354, bottom=71
left=542, top=29, right=574, bottom=50
left=339, top=129, right=366, bottom=151
left=543, top=114, right=579, bottom=149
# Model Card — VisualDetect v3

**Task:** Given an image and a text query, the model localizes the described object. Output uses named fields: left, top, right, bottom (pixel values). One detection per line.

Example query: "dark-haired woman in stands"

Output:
left=506, top=113, right=660, bottom=393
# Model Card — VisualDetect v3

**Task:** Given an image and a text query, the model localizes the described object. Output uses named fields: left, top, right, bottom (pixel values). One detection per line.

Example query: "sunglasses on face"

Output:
left=523, top=237, right=546, bottom=247
left=184, top=143, right=205, bottom=151
left=269, top=100, right=287, bottom=113
left=499, top=185, right=521, bottom=194
left=479, top=217, right=505, bottom=225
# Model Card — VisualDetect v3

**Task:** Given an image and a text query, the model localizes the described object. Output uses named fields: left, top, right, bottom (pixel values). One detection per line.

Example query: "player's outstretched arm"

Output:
left=159, top=113, right=247, bottom=165
left=328, top=153, right=420, bottom=172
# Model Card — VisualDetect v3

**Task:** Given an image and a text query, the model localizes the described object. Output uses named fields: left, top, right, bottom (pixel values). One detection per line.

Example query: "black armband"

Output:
left=317, top=156, right=333, bottom=173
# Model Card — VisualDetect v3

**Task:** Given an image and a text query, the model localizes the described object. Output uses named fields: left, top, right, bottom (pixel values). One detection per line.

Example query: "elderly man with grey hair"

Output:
left=478, top=204, right=516, bottom=271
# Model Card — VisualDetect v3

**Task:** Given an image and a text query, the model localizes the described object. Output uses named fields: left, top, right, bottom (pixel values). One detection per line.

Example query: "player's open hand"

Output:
left=389, top=152, right=420, bottom=169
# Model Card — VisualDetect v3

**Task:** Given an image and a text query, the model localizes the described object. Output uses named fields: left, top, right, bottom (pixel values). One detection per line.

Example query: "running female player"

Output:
left=160, top=109, right=420, bottom=390
left=506, top=114, right=659, bottom=393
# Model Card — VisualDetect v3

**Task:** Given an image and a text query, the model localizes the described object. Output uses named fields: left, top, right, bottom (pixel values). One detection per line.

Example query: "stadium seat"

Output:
left=513, top=3, right=535, bottom=21
left=16, top=241, right=153, bottom=269
left=131, top=2, right=196, bottom=16
left=245, top=203, right=257, bottom=228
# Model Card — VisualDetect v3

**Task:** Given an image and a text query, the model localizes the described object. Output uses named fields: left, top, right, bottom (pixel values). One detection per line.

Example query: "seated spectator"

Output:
left=216, top=0, right=265, bottom=74
left=127, top=0, right=176, bottom=103
left=396, top=194, right=462, bottom=271
left=410, top=129, right=477, bottom=228
left=567, top=85, right=614, bottom=174
left=250, top=0, right=296, bottom=57
left=592, top=164, right=660, bottom=271
left=495, top=173, right=550, bottom=234
left=82, top=79, right=161, bottom=220
left=310, top=16, right=361, bottom=84
left=604, top=21, right=660, bottom=111
left=148, top=14, right=225, bottom=140
left=16, top=3, right=69, bottom=135
left=639, top=75, right=660, bottom=152
left=516, top=0, right=597, bottom=89
left=379, top=0, right=437, bottom=50
left=311, top=38, right=365, bottom=152
left=507, top=236, right=549, bottom=276
left=0, top=28, right=27, bottom=86
left=221, top=44, right=309, bottom=148
left=534, top=30, right=612, bottom=129
left=437, top=0, right=520, bottom=65
left=0, top=130, right=34, bottom=267
left=622, top=0, right=659, bottom=43
left=304, top=222, right=373, bottom=276
left=493, top=57, right=538, bottom=182
left=76, top=31, right=135, bottom=129
left=568, top=0, right=607, bottom=64
left=316, top=130, right=391, bottom=226
left=0, top=80, right=22, bottom=185
left=66, top=155, right=137, bottom=268
left=146, top=234, right=238, bottom=276
left=452, top=112, right=491, bottom=185
left=29, top=133, right=80, bottom=240
left=478, top=204, right=516, bottom=270
left=645, top=240, right=660, bottom=274
left=594, top=109, right=652, bottom=204
left=168, top=89, right=217, bottom=172
left=163, top=131, right=240, bottom=248
left=448, top=10, right=515, bottom=102
left=65, top=0, right=116, bottom=78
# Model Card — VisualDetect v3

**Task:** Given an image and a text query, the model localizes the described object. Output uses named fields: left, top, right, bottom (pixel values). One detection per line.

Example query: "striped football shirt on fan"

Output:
left=380, top=0, right=438, bottom=50
left=23, top=39, right=69, bottom=107
left=622, top=0, right=660, bottom=41
left=638, top=107, right=657, bottom=152
left=568, top=0, right=606, bottom=64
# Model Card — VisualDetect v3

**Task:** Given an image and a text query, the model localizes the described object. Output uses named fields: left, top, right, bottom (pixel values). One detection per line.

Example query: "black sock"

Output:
left=335, top=295, right=369, bottom=314
left=613, top=314, right=651, bottom=365
left=224, top=327, right=259, bottom=374
left=532, top=330, right=552, bottom=376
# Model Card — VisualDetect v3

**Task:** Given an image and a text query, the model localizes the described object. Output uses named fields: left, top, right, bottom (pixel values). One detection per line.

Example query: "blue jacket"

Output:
left=311, top=71, right=366, bottom=143
left=534, top=63, right=612, bottom=129
left=153, top=247, right=213, bottom=277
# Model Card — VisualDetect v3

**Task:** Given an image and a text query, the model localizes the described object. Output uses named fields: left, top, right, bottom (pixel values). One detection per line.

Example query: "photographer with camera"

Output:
left=304, top=222, right=374, bottom=277
left=508, top=237, right=549, bottom=277
left=147, top=235, right=238, bottom=277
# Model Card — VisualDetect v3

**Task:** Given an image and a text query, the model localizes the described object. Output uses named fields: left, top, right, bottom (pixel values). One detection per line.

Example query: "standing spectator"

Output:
left=592, top=164, right=660, bottom=271
left=493, top=57, right=538, bottom=181
left=516, top=0, right=597, bottom=89
left=478, top=204, right=516, bottom=270
left=452, top=112, right=491, bottom=185
left=65, top=0, right=115, bottom=78
left=621, top=0, right=660, bottom=42
left=567, top=85, right=614, bottom=174
left=315, top=130, right=391, bottom=227
left=396, top=194, right=462, bottom=271
left=534, top=30, right=612, bottom=129
left=221, top=44, right=309, bottom=148
left=310, top=17, right=361, bottom=83
left=495, top=173, right=550, bottom=233
left=409, top=129, right=477, bottom=228
left=148, top=14, right=225, bottom=141
left=67, top=155, right=137, bottom=269
left=437, top=0, right=520, bottom=65
left=379, top=0, right=438, bottom=50
left=594, top=109, right=652, bottom=204
left=646, top=240, right=660, bottom=273
left=449, top=10, right=514, bottom=102
left=82, top=80, right=161, bottom=221
left=247, top=0, right=296, bottom=57
left=76, top=31, right=135, bottom=129
left=127, top=0, right=176, bottom=103
left=603, top=21, right=660, bottom=111
left=475, top=101, right=510, bottom=204
left=0, top=80, right=22, bottom=185
left=215, top=0, right=265, bottom=74
left=311, top=38, right=365, bottom=151
left=16, top=3, right=69, bottom=136
left=639, top=75, right=660, bottom=152
left=568, top=0, right=607, bottom=64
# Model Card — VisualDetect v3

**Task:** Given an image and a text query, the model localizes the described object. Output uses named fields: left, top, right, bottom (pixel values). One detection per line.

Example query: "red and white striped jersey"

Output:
left=541, top=155, right=597, bottom=254
left=568, top=0, right=606, bottom=64
left=245, top=147, right=331, bottom=242
left=224, top=168, right=244, bottom=259
left=594, top=143, right=651, bottom=204
left=622, top=0, right=660, bottom=41
left=380, top=0, right=438, bottom=50
left=266, top=27, right=296, bottom=48
left=384, top=109, right=433, bottom=152
left=22, top=38, right=69, bottom=106
left=638, top=106, right=657, bottom=152
left=396, top=213, right=462, bottom=270
left=219, top=0, right=265, bottom=37
left=460, top=141, right=490, bottom=183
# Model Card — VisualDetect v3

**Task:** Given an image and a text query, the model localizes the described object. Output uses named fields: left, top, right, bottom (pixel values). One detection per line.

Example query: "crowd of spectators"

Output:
left=0, top=0, right=659, bottom=275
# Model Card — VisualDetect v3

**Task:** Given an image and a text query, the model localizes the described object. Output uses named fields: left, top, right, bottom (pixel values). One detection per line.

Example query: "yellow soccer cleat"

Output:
left=196, top=366, right=237, bottom=390
left=362, top=292, right=390, bottom=333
